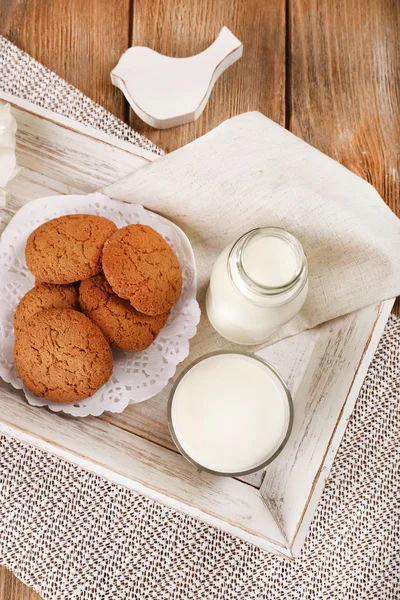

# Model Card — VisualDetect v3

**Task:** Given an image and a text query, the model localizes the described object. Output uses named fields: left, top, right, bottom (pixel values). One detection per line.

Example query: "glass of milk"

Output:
left=206, top=227, right=308, bottom=345
left=168, top=352, right=293, bottom=476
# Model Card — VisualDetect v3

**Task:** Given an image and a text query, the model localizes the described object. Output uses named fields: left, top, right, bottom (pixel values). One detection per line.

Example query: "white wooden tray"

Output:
left=0, top=92, right=394, bottom=559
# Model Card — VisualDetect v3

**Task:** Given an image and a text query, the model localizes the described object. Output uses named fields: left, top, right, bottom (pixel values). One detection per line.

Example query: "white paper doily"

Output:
left=0, top=193, right=200, bottom=416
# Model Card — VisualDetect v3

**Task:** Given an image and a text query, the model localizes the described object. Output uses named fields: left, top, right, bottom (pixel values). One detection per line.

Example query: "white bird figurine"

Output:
left=111, top=27, right=243, bottom=130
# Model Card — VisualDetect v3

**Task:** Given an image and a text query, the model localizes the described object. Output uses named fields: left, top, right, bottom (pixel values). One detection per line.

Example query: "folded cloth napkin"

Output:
left=104, top=112, right=400, bottom=348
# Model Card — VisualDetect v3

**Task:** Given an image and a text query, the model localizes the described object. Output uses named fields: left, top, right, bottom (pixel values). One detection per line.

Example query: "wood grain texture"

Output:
left=2, top=97, right=152, bottom=197
left=287, top=0, right=400, bottom=249
left=0, top=0, right=17, bottom=34
left=129, top=0, right=286, bottom=151
left=259, top=300, right=393, bottom=551
left=4, top=0, right=131, bottom=121
left=0, top=567, right=40, bottom=600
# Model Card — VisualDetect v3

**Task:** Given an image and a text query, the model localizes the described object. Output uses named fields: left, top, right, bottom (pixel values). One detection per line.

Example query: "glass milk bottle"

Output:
left=206, top=227, right=308, bottom=345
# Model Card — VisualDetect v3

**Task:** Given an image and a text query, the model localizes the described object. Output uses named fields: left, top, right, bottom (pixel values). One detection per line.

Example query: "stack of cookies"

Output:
left=14, top=214, right=182, bottom=404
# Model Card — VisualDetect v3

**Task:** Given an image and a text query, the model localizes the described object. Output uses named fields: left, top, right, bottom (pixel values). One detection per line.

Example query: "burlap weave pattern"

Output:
left=0, top=35, right=399, bottom=600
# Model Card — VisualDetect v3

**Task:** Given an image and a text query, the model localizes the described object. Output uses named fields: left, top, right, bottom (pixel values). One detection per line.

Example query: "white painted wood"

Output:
left=0, top=91, right=156, bottom=227
left=0, top=91, right=157, bottom=163
left=1, top=168, right=84, bottom=235
left=0, top=98, right=394, bottom=558
left=0, top=394, right=288, bottom=557
left=287, top=299, right=394, bottom=557
left=259, top=299, right=394, bottom=554
left=111, top=27, right=243, bottom=129
left=99, top=390, right=265, bottom=488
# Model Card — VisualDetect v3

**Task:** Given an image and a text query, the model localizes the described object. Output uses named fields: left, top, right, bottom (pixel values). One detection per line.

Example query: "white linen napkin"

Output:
left=103, top=112, right=400, bottom=347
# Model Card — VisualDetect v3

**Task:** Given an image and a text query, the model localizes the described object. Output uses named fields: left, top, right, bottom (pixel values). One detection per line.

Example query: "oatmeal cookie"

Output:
left=79, top=274, right=168, bottom=352
left=102, top=224, right=182, bottom=315
left=14, top=308, right=113, bottom=402
left=14, top=283, right=79, bottom=334
left=25, top=214, right=117, bottom=284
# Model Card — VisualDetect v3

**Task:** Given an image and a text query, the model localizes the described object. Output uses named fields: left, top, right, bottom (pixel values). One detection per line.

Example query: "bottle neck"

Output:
left=228, top=227, right=308, bottom=307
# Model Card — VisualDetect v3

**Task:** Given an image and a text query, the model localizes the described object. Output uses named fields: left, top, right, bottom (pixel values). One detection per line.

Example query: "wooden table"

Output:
left=0, top=0, right=399, bottom=598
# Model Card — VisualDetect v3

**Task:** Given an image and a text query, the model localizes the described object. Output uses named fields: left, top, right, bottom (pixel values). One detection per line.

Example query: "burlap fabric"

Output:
left=0, top=36, right=399, bottom=600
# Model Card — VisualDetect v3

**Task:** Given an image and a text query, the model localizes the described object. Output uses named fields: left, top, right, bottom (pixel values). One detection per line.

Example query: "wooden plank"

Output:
left=0, top=94, right=156, bottom=240
left=11, top=104, right=147, bottom=192
left=4, top=0, right=131, bottom=121
left=129, top=0, right=286, bottom=151
left=99, top=390, right=265, bottom=489
left=0, top=92, right=156, bottom=166
left=288, top=0, right=400, bottom=314
left=289, top=301, right=393, bottom=556
left=0, top=394, right=289, bottom=556
left=260, top=299, right=394, bottom=554
left=0, top=567, right=40, bottom=600
left=0, top=92, right=157, bottom=162
left=0, top=0, right=18, bottom=34
left=0, top=93, right=155, bottom=226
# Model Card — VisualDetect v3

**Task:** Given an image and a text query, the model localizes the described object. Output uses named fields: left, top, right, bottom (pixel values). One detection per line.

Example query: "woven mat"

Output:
left=1, top=35, right=399, bottom=600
